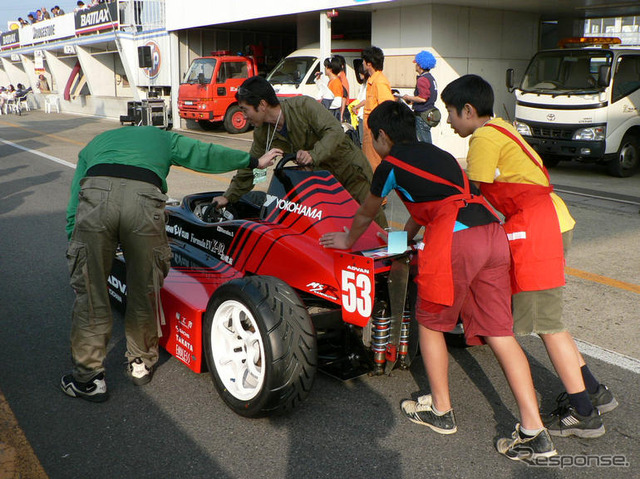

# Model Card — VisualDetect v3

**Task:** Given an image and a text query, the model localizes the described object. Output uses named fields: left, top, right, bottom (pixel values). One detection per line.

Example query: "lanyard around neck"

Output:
left=265, top=109, right=282, bottom=153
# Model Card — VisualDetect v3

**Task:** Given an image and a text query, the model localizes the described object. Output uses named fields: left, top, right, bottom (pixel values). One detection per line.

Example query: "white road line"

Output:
left=0, top=138, right=77, bottom=169
left=575, top=338, right=640, bottom=374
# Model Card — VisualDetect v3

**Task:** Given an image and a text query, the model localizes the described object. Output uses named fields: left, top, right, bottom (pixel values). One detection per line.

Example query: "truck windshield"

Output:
left=184, top=59, right=217, bottom=84
left=267, top=56, right=317, bottom=86
left=520, top=50, right=613, bottom=94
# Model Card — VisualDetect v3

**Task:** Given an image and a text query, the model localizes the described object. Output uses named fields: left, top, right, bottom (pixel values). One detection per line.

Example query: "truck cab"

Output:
left=507, top=37, right=640, bottom=177
left=266, top=41, right=366, bottom=100
left=178, top=52, right=257, bottom=134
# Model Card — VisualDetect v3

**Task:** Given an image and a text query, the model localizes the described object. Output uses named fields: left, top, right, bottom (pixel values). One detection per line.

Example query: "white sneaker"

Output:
left=126, top=358, right=154, bottom=386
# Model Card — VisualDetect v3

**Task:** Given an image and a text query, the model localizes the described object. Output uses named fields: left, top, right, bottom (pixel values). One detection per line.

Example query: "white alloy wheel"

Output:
left=203, top=276, right=317, bottom=417
left=210, top=299, right=266, bottom=401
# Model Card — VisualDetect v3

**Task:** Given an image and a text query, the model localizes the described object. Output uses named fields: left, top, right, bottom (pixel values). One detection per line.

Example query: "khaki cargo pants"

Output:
left=66, top=176, right=172, bottom=382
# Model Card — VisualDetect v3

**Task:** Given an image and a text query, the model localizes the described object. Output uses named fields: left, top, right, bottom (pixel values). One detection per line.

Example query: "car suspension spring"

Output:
left=398, top=308, right=411, bottom=370
left=371, top=309, right=391, bottom=375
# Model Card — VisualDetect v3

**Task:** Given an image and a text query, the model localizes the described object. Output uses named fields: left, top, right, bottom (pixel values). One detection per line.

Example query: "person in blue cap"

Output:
left=402, top=50, right=439, bottom=143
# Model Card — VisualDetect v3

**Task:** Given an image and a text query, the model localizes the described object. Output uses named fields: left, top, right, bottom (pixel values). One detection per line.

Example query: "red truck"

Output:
left=178, top=52, right=257, bottom=134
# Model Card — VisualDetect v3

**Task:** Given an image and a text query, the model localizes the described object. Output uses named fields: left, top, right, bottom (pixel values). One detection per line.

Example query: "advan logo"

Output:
left=264, top=194, right=323, bottom=220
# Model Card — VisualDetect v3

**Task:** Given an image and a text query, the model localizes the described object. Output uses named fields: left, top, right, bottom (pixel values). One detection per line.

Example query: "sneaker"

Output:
left=590, top=385, right=618, bottom=414
left=400, top=394, right=457, bottom=434
left=544, top=403, right=605, bottom=438
left=126, top=358, right=154, bottom=386
left=60, top=372, right=108, bottom=402
left=496, top=424, right=557, bottom=462
left=552, top=387, right=619, bottom=416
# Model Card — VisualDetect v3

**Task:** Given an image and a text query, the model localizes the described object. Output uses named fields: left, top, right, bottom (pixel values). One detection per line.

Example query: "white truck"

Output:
left=266, top=41, right=366, bottom=100
left=506, top=37, right=640, bottom=177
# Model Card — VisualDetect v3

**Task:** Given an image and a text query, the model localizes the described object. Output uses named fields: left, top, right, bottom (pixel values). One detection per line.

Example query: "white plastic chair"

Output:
left=16, top=93, right=31, bottom=113
left=6, top=98, right=19, bottom=114
left=44, top=95, right=60, bottom=113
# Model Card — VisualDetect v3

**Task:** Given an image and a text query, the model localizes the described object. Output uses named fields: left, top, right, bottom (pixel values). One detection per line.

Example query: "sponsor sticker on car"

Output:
left=333, top=252, right=375, bottom=327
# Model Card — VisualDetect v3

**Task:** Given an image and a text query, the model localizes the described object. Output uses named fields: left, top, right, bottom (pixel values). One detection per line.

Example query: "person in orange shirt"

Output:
left=361, top=46, right=395, bottom=171
left=334, top=55, right=350, bottom=121
left=328, top=58, right=347, bottom=121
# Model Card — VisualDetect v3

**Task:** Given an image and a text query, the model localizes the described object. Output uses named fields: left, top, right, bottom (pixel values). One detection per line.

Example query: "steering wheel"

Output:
left=202, top=200, right=225, bottom=223
left=274, top=153, right=299, bottom=174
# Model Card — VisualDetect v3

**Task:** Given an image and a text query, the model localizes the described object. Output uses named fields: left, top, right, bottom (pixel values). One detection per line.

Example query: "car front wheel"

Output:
left=203, top=276, right=317, bottom=417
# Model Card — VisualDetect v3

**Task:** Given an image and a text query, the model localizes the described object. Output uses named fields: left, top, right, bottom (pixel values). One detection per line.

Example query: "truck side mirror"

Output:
left=598, top=65, right=611, bottom=87
left=197, top=73, right=205, bottom=85
left=506, top=68, right=515, bottom=92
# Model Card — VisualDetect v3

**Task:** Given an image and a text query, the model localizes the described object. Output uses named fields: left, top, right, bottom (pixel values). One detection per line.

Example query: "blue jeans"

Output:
left=415, top=115, right=432, bottom=143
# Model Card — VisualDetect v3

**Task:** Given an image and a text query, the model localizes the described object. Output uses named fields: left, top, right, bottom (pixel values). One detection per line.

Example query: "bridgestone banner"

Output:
left=20, top=15, right=76, bottom=46
left=75, top=2, right=119, bottom=34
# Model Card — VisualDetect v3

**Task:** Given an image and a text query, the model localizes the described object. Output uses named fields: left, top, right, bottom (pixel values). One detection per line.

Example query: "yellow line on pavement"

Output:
left=0, top=120, right=86, bottom=146
left=0, top=389, right=48, bottom=478
left=566, top=267, right=640, bottom=294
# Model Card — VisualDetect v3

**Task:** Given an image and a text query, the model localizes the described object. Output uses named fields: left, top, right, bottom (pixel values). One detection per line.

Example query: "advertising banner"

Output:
left=75, top=2, right=119, bottom=34
left=1, top=30, right=20, bottom=50
left=21, top=15, right=76, bottom=46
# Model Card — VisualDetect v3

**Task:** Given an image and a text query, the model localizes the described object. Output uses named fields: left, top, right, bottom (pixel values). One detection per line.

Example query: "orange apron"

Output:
left=481, top=123, right=565, bottom=293
left=385, top=155, right=497, bottom=306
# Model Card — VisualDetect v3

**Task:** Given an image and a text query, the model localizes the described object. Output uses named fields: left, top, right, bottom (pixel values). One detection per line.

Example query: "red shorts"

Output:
left=415, top=222, right=514, bottom=346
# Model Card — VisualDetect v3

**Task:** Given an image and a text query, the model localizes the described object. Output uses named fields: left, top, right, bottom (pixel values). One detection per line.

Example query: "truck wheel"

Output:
left=203, top=276, right=317, bottom=417
left=198, top=120, right=218, bottom=131
left=224, top=105, right=250, bottom=134
left=608, top=133, right=639, bottom=177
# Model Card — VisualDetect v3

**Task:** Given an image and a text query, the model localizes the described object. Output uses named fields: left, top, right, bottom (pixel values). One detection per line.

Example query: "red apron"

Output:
left=481, top=123, right=565, bottom=293
left=385, top=155, right=497, bottom=306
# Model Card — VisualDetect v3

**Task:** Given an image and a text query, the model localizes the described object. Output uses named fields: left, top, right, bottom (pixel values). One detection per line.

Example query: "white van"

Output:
left=507, top=38, right=640, bottom=177
left=266, top=41, right=367, bottom=100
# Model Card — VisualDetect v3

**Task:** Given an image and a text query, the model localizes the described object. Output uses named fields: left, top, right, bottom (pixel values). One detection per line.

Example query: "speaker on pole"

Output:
left=138, top=46, right=152, bottom=68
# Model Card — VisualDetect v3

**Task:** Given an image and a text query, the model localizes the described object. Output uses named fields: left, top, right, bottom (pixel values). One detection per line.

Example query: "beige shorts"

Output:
left=512, top=229, right=573, bottom=335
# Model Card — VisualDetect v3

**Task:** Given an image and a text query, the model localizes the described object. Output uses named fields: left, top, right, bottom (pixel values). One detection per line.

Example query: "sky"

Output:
left=1, top=0, right=80, bottom=33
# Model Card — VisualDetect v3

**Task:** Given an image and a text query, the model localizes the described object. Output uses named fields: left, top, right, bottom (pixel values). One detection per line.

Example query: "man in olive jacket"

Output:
left=214, top=76, right=387, bottom=227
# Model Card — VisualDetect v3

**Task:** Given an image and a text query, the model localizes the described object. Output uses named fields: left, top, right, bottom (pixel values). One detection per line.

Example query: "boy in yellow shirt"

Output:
left=441, top=74, right=617, bottom=442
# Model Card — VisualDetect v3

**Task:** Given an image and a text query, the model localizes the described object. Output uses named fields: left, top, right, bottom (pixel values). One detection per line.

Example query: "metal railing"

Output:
left=117, top=0, right=166, bottom=32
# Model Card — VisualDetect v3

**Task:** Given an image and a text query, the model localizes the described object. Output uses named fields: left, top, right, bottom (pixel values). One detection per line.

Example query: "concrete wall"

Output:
left=371, top=3, right=540, bottom=158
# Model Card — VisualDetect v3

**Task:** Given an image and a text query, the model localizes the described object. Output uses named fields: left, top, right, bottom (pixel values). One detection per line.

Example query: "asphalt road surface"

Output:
left=1, top=112, right=639, bottom=478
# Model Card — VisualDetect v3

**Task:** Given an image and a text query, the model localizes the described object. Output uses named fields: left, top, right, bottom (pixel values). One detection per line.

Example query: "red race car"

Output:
left=109, top=156, right=419, bottom=417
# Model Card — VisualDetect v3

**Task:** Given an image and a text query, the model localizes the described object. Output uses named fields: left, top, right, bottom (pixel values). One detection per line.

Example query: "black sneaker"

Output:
left=60, top=372, right=108, bottom=402
left=126, top=358, right=154, bottom=386
left=544, top=403, right=605, bottom=438
left=496, top=424, right=557, bottom=461
left=552, top=386, right=619, bottom=415
left=590, top=384, right=618, bottom=414
left=400, top=394, right=457, bottom=434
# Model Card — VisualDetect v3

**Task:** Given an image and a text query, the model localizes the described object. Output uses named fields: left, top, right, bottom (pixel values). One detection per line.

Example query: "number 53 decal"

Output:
left=334, top=253, right=375, bottom=327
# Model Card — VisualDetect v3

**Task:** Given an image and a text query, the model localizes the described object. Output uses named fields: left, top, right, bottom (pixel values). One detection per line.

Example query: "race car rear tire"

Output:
left=203, top=276, right=317, bottom=417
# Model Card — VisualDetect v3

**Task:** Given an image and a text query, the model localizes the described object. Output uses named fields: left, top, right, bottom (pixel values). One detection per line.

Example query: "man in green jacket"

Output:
left=213, top=76, right=387, bottom=227
left=61, top=125, right=281, bottom=402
